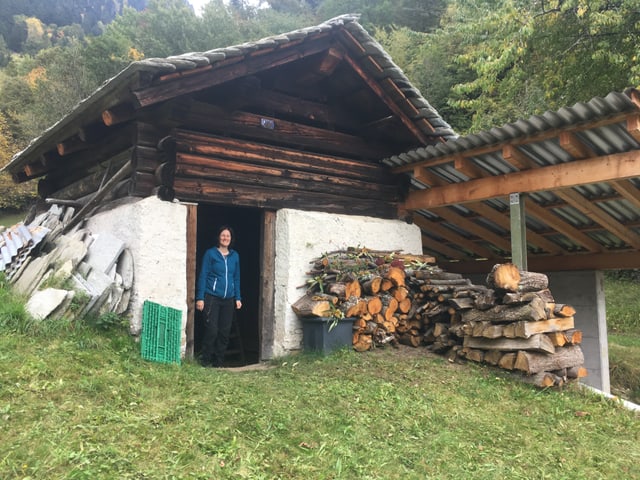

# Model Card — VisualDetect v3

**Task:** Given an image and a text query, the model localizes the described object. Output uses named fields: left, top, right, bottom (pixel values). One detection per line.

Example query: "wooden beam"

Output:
left=554, top=188, right=640, bottom=249
left=442, top=250, right=640, bottom=274
left=626, top=114, right=640, bottom=142
left=185, top=202, right=197, bottom=358
left=525, top=201, right=603, bottom=252
left=170, top=101, right=388, bottom=159
left=420, top=233, right=469, bottom=260
left=502, top=145, right=536, bottom=170
left=341, top=51, right=431, bottom=145
left=102, top=103, right=136, bottom=126
left=467, top=201, right=564, bottom=255
left=610, top=179, right=640, bottom=211
left=402, top=151, right=640, bottom=209
left=559, top=131, right=596, bottom=159
left=133, top=36, right=334, bottom=108
left=430, top=206, right=512, bottom=252
left=412, top=214, right=500, bottom=260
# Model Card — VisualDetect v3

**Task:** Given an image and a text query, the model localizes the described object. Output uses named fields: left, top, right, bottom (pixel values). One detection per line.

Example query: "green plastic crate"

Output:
left=141, top=300, right=182, bottom=365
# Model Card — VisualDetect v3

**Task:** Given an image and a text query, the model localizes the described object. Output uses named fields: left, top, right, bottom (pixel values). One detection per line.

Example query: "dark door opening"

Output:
left=194, top=204, right=261, bottom=366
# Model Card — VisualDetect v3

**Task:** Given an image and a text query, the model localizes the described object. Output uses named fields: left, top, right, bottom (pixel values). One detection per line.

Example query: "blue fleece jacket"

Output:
left=196, top=247, right=241, bottom=302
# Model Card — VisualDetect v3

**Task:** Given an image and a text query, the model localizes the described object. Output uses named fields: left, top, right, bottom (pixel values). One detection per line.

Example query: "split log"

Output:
left=383, top=266, right=406, bottom=288
left=461, top=296, right=547, bottom=323
left=448, top=297, right=475, bottom=310
left=498, top=352, right=517, bottom=370
left=546, top=303, right=577, bottom=318
left=392, top=285, right=410, bottom=302
left=547, top=329, right=582, bottom=347
left=519, top=372, right=564, bottom=388
left=463, top=348, right=485, bottom=363
left=503, top=289, right=555, bottom=305
left=484, top=349, right=503, bottom=365
left=566, top=365, right=588, bottom=379
left=380, top=294, right=399, bottom=321
left=463, top=334, right=556, bottom=354
left=398, top=333, right=422, bottom=347
left=344, top=279, right=361, bottom=299
left=340, top=296, right=367, bottom=318
left=353, top=333, right=373, bottom=352
left=291, top=293, right=338, bottom=317
left=327, top=282, right=346, bottom=299
left=486, top=263, right=520, bottom=292
left=502, top=316, right=575, bottom=339
left=513, top=345, right=584, bottom=374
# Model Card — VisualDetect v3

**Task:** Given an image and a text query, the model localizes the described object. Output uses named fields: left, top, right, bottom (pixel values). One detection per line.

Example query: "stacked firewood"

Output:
left=293, top=250, right=586, bottom=388
left=453, top=263, right=586, bottom=388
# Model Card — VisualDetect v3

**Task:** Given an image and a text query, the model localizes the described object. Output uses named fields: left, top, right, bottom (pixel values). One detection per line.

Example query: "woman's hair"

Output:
left=217, top=225, right=235, bottom=247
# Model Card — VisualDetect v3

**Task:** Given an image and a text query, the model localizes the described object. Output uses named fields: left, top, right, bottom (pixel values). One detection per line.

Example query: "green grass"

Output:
left=0, top=209, right=27, bottom=227
left=605, top=273, right=640, bottom=404
left=0, top=280, right=638, bottom=479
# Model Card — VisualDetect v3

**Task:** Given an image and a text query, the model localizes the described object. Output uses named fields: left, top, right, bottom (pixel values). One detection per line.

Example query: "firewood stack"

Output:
left=454, top=263, right=587, bottom=388
left=293, top=250, right=587, bottom=388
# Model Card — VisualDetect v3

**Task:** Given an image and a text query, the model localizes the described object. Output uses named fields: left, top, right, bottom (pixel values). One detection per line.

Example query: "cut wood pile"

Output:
left=293, top=249, right=586, bottom=388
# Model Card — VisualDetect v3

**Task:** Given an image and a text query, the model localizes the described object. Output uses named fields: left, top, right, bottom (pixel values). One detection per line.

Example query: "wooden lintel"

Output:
left=402, top=151, right=640, bottom=210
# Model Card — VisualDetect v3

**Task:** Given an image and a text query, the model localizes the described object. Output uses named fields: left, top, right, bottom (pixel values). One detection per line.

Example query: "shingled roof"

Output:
left=3, top=14, right=456, bottom=177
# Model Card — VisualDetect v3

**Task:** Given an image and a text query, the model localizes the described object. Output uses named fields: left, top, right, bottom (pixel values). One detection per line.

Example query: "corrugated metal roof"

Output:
left=0, top=223, right=50, bottom=279
left=387, top=89, right=640, bottom=271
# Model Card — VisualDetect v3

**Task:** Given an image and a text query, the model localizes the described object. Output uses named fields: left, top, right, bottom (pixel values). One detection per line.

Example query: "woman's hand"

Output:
left=236, top=300, right=242, bottom=310
left=196, top=300, right=204, bottom=311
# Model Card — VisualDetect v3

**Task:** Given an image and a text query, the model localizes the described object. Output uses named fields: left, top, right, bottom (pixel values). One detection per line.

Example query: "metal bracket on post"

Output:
left=509, top=193, right=528, bottom=271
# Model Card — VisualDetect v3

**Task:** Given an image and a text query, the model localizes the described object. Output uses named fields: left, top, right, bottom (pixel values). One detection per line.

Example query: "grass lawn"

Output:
left=0, top=280, right=638, bottom=479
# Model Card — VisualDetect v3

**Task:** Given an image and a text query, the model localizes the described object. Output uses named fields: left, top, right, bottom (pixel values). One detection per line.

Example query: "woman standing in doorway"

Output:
left=195, top=225, right=242, bottom=367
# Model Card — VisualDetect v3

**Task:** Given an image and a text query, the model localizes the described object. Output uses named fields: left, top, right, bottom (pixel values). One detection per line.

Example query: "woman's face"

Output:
left=219, top=229, right=232, bottom=247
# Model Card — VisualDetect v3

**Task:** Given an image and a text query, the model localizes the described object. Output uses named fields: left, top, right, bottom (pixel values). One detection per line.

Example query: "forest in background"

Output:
left=1, top=0, right=639, bottom=211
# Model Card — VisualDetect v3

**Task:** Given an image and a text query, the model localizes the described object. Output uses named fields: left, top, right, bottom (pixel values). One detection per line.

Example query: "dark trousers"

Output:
left=201, top=294, right=235, bottom=367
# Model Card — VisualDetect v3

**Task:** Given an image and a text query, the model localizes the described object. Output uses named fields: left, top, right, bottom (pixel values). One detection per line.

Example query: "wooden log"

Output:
left=464, top=348, right=485, bottom=363
left=291, top=293, right=338, bottom=317
left=514, top=345, right=584, bottom=374
left=486, top=263, right=520, bottom=292
left=380, top=294, right=399, bottom=321
left=412, top=270, right=463, bottom=280
left=327, top=282, right=346, bottom=299
left=392, top=285, right=410, bottom=302
left=384, top=266, right=406, bottom=288
left=548, top=329, right=582, bottom=346
left=448, top=297, right=475, bottom=310
left=353, top=334, right=373, bottom=352
left=547, top=303, right=577, bottom=318
left=340, top=297, right=367, bottom=318
left=503, top=289, right=555, bottom=305
left=365, top=296, right=383, bottom=315
left=462, top=296, right=547, bottom=323
left=463, top=334, right=556, bottom=354
left=566, top=365, right=588, bottom=379
left=498, top=352, right=517, bottom=370
left=361, top=275, right=382, bottom=295
left=345, top=279, right=362, bottom=299
left=484, top=349, right=503, bottom=365
left=519, top=372, right=564, bottom=388
left=398, top=333, right=422, bottom=347
left=502, top=316, right=575, bottom=339
left=518, top=271, right=549, bottom=293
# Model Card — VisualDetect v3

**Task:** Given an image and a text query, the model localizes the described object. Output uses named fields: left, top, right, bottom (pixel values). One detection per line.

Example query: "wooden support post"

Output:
left=509, top=192, right=527, bottom=271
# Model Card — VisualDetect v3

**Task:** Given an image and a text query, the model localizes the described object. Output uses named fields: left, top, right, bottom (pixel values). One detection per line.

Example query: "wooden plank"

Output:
left=170, top=102, right=388, bottom=160
left=185, top=202, right=197, bottom=358
left=502, top=316, right=575, bottom=339
left=172, top=177, right=398, bottom=218
left=259, top=210, right=276, bottom=360
left=172, top=129, right=394, bottom=183
left=463, top=334, right=555, bottom=354
left=175, top=152, right=399, bottom=200
left=403, top=151, right=640, bottom=210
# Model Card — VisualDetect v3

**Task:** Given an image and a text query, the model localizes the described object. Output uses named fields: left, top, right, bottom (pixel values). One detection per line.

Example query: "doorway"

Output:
left=193, top=204, right=262, bottom=366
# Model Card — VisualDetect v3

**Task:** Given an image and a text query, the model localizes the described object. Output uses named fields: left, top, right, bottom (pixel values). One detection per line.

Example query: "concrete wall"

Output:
left=85, top=196, right=189, bottom=352
left=272, top=209, right=423, bottom=358
left=547, top=271, right=610, bottom=393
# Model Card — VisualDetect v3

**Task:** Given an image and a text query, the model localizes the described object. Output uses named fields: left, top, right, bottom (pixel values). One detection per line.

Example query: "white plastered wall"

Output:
left=272, top=209, right=423, bottom=358
left=84, top=196, right=189, bottom=353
